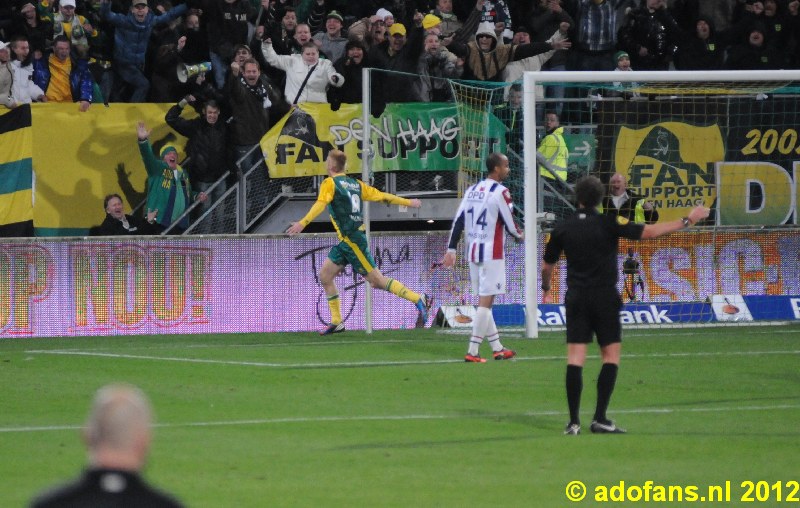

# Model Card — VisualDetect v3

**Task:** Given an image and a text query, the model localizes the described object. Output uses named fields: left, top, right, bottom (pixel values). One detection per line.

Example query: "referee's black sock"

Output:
left=594, top=363, right=619, bottom=424
left=566, top=364, right=583, bottom=425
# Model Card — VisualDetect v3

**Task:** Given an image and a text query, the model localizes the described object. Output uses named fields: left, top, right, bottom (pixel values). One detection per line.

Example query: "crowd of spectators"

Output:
left=5, top=0, right=796, bottom=114
left=1, top=0, right=799, bottom=233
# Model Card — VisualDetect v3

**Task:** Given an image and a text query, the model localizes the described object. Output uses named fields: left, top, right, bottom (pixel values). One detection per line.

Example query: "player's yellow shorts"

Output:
left=328, top=232, right=376, bottom=276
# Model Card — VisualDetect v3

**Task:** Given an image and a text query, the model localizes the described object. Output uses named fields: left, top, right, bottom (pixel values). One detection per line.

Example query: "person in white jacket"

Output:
left=0, top=41, right=13, bottom=109
left=9, top=37, right=46, bottom=105
left=502, top=27, right=567, bottom=104
left=261, top=39, right=343, bottom=105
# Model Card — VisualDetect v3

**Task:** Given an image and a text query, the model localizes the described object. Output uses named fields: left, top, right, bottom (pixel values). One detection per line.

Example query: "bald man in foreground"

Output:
left=31, top=384, right=184, bottom=507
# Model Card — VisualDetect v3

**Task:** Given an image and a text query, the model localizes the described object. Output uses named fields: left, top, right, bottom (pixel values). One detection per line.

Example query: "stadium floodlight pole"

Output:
left=362, top=66, right=373, bottom=334
left=523, top=72, right=539, bottom=339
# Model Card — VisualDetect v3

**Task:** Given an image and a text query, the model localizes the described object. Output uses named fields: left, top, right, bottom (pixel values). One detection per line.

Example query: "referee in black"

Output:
left=540, top=175, right=709, bottom=435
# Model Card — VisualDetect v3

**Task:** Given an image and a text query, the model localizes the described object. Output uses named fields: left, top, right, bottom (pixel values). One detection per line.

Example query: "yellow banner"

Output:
left=0, top=123, right=33, bottom=163
left=0, top=106, right=34, bottom=231
left=31, top=103, right=190, bottom=233
left=261, top=103, right=362, bottom=178
left=0, top=190, right=32, bottom=226
left=614, top=122, right=723, bottom=222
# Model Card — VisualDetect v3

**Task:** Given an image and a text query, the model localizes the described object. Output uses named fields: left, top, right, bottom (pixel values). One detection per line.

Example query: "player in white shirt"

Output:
left=441, top=152, right=524, bottom=362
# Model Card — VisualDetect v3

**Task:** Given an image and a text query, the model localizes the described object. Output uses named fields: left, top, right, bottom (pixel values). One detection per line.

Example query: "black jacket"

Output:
left=724, top=41, right=785, bottom=70
left=367, top=26, right=425, bottom=114
left=31, top=468, right=183, bottom=507
left=673, top=16, right=750, bottom=71
left=328, top=55, right=366, bottom=110
left=166, top=103, right=230, bottom=183
left=92, top=214, right=160, bottom=236
left=224, top=73, right=275, bottom=145
left=617, top=7, right=681, bottom=70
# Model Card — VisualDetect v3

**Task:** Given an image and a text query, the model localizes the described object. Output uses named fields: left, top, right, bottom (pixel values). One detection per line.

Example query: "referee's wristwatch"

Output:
left=681, top=216, right=692, bottom=228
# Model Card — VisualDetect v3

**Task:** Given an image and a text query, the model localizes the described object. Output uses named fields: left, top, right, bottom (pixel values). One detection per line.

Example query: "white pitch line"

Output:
left=2, top=404, right=799, bottom=434
left=23, top=350, right=471, bottom=368
left=19, top=326, right=800, bottom=353
left=23, top=349, right=800, bottom=369
left=26, top=339, right=441, bottom=353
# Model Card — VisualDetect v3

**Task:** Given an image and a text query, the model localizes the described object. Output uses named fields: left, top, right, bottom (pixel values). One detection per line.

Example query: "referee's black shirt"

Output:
left=543, top=207, right=644, bottom=289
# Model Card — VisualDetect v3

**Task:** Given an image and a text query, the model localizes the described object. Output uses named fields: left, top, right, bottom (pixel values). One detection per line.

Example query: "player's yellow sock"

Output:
left=385, top=278, right=421, bottom=304
left=327, top=294, right=342, bottom=324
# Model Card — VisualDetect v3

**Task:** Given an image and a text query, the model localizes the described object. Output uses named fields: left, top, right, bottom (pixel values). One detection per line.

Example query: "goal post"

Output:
left=351, top=67, right=800, bottom=336
left=523, top=70, right=800, bottom=338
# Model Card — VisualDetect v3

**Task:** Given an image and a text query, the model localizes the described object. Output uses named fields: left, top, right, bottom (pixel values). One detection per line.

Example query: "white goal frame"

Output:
left=522, top=70, right=800, bottom=339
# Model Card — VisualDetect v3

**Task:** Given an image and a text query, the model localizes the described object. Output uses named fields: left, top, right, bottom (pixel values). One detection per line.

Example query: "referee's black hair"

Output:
left=575, top=175, right=604, bottom=209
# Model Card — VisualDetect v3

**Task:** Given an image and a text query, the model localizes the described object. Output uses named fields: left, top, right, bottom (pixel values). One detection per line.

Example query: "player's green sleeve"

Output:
left=360, top=181, right=412, bottom=206
left=298, top=178, right=334, bottom=226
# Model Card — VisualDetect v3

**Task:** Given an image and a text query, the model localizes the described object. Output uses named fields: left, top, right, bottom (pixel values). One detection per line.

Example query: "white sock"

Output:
left=468, top=307, right=492, bottom=356
left=486, top=313, right=504, bottom=352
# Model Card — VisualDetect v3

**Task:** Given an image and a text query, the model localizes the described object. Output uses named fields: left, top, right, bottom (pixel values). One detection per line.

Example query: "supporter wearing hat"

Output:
left=233, top=44, right=251, bottom=58
left=159, top=145, right=178, bottom=159
left=55, top=0, right=97, bottom=56
left=474, top=21, right=498, bottom=51
left=724, top=21, right=784, bottom=70
left=451, top=19, right=568, bottom=81
left=614, top=50, right=631, bottom=70
left=614, top=51, right=631, bottom=66
left=329, top=39, right=368, bottom=110
left=376, top=8, right=394, bottom=26
left=512, top=25, right=530, bottom=44
left=422, top=14, right=442, bottom=32
left=136, top=120, right=207, bottom=232
left=388, top=23, right=407, bottom=37
left=614, top=51, right=633, bottom=71
left=313, top=10, right=348, bottom=62
left=100, top=0, right=186, bottom=100
left=611, top=49, right=637, bottom=98
left=345, top=38, right=367, bottom=54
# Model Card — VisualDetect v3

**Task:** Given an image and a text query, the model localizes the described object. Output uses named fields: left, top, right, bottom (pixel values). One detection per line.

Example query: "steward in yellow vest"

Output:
left=537, top=111, right=568, bottom=183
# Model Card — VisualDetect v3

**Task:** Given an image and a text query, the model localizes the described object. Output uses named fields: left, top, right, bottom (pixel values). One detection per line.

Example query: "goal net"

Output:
left=517, top=70, right=800, bottom=337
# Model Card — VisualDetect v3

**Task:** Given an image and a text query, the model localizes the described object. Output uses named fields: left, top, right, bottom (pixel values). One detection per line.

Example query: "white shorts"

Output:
left=470, top=259, right=507, bottom=296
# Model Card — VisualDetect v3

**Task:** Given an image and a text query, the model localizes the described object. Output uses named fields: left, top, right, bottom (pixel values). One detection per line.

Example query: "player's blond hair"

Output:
left=328, top=149, right=347, bottom=173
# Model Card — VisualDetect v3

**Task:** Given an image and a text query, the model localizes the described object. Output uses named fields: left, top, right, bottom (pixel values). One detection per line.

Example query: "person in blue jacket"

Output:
left=32, top=35, right=95, bottom=111
left=100, top=0, right=187, bottom=102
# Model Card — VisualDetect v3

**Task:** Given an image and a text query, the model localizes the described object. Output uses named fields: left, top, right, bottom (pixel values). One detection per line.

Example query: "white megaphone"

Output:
left=177, top=62, right=212, bottom=83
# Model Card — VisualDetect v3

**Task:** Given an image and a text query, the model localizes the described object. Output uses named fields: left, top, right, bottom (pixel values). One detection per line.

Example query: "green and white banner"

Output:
left=262, top=102, right=507, bottom=178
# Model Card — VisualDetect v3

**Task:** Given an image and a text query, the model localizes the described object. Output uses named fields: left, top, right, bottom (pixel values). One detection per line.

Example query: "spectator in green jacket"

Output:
left=136, top=121, right=207, bottom=233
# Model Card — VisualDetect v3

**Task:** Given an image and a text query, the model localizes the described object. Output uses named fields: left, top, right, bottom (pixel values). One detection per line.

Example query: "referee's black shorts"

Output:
left=564, top=286, right=623, bottom=346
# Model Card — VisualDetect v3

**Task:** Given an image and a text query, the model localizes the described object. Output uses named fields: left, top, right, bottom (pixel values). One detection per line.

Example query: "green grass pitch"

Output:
left=2, top=325, right=799, bottom=507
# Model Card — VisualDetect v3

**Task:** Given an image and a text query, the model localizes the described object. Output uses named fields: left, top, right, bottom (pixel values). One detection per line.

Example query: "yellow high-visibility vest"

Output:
left=537, top=126, right=568, bottom=182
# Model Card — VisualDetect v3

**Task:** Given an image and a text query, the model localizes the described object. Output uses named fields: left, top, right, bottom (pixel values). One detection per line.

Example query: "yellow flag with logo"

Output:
left=261, top=103, right=362, bottom=178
